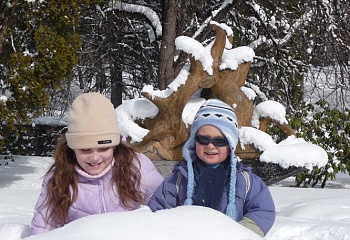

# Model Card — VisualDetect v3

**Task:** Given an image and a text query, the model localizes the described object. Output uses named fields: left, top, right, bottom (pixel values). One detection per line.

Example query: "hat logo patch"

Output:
left=98, top=140, right=112, bottom=144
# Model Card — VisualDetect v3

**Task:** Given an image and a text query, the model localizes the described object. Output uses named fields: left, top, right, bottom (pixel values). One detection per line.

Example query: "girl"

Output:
left=148, top=99, right=276, bottom=237
left=30, top=92, right=164, bottom=235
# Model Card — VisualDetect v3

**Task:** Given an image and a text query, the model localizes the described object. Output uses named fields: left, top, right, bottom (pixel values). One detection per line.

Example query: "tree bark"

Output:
left=0, top=0, right=19, bottom=55
left=158, top=0, right=178, bottom=90
left=107, top=12, right=123, bottom=107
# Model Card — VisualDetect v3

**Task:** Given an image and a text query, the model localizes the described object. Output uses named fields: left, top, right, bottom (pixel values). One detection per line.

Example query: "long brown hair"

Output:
left=44, top=134, right=143, bottom=226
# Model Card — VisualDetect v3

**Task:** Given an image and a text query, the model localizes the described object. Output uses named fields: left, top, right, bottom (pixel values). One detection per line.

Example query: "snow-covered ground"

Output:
left=0, top=155, right=350, bottom=240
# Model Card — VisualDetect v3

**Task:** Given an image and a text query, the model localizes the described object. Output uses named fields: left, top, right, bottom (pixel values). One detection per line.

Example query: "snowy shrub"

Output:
left=288, top=101, right=350, bottom=187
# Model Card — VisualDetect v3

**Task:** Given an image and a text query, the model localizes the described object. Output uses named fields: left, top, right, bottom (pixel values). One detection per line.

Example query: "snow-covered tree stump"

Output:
left=117, top=21, right=327, bottom=183
left=118, top=21, right=297, bottom=162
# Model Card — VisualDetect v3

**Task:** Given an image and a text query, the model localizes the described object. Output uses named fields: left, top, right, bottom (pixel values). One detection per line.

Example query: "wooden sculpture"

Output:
left=130, top=22, right=295, bottom=162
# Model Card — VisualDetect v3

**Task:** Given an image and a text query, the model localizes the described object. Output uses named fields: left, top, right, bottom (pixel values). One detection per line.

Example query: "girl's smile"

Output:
left=74, top=147, right=114, bottom=175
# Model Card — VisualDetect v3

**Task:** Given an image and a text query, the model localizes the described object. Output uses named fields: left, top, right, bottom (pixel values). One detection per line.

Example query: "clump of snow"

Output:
left=210, top=21, right=233, bottom=38
left=238, top=126, right=328, bottom=170
left=239, top=126, right=276, bottom=152
left=116, top=98, right=158, bottom=143
left=141, top=65, right=190, bottom=99
left=32, top=116, right=68, bottom=127
left=220, top=46, right=255, bottom=70
left=175, top=36, right=213, bottom=75
left=0, top=224, right=29, bottom=239
left=25, top=206, right=263, bottom=240
left=182, top=98, right=206, bottom=126
left=241, top=86, right=257, bottom=100
left=260, top=136, right=328, bottom=169
left=209, top=21, right=233, bottom=49
left=251, top=100, right=288, bottom=128
left=0, top=95, right=8, bottom=102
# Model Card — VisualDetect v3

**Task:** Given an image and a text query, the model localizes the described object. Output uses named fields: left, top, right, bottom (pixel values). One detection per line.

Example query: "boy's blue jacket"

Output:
left=148, top=162, right=276, bottom=235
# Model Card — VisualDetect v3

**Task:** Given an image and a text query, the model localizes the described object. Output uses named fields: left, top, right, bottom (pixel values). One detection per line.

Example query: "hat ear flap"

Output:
left=226, top=156, right=238, bottom=220
left=184, top=159, right=195, bottom=205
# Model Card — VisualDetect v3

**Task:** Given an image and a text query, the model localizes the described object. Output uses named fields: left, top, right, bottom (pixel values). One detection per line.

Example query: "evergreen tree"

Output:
left=0, top=0, right=83, bottom=144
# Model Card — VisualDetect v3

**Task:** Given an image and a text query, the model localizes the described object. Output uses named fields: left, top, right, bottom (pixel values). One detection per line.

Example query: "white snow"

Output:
left=0, top=14, right=343, bottom=240
left=1, top=156, right=349, bottom=240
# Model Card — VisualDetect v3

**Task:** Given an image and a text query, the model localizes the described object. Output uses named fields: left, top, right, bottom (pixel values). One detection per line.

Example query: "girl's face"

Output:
left=74, top=147, right=114, bottom=176
left=195, top=125, right=230, bottom=165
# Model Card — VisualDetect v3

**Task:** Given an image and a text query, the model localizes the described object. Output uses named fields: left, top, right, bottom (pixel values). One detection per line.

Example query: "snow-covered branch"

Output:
left=108, top=1, right=162, bottom=37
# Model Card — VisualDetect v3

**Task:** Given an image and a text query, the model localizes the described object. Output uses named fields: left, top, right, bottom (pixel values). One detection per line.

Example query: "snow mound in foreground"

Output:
left=25, top=205, right=262, bottom=240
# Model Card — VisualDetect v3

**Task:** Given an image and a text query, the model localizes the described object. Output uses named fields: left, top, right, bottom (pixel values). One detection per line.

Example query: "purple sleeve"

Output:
left=147, top=172, right=180, bottom=211
left=137, top=154, right=165, bottom=203
left=30, top=173, right=56, bottom=235
left=243, top=173, right=276, bottom=235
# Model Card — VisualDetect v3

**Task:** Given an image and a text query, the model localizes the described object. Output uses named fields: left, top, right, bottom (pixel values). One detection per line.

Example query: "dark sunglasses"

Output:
left=195, top=135, right=229, bottom=147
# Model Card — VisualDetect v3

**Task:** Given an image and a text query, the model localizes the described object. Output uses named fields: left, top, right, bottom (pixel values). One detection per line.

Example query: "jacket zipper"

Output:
left=99, top=178, right=106, bottom=213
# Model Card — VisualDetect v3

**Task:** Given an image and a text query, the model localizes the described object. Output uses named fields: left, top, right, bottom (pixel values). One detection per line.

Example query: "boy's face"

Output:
left=195, top=125, right=230, bottom=165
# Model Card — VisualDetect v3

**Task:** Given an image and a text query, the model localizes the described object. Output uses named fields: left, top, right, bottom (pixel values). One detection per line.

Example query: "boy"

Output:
left=148, top=99, right=275, bottom=237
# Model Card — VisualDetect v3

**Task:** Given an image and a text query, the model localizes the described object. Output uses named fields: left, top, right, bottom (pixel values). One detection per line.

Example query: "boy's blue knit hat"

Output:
left=182, top=98, right=239, bottom=220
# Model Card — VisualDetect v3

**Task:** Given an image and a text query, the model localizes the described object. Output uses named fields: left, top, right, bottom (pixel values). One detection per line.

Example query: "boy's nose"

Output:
left=207, top=142, right=216, bottom=148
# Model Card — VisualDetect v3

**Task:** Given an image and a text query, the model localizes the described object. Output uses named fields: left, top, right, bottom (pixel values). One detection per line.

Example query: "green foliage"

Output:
left=287, top=101, right=350, bottom=188
left=0, top=0, right=83, bottom=150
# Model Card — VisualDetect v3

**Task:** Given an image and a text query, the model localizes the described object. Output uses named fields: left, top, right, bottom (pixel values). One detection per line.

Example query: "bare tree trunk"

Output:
left=159, top=1, right=239, bottom=89
left=0, top=0, right=19, bottom=55
left=158, top=0, right=178, bottom=90
left=107, top=13, right=123, bottom=107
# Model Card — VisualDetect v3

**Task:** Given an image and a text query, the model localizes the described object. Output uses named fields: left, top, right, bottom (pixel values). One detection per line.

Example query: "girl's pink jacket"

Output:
left=30, top=153, right=164, bottom=235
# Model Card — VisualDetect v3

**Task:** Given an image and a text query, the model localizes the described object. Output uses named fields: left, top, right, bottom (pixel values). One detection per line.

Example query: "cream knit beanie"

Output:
left=66, top=92, right=120, bottom=149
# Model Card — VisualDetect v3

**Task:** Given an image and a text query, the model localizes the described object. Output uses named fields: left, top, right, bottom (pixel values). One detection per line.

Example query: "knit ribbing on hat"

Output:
left=182, top=99, right=239, bottom=220
left=66, top=92, right=120, bottom=149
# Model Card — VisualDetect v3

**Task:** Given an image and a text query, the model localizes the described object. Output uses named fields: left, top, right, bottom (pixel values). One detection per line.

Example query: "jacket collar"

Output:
left=75, top=159, right=115, bottom=179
